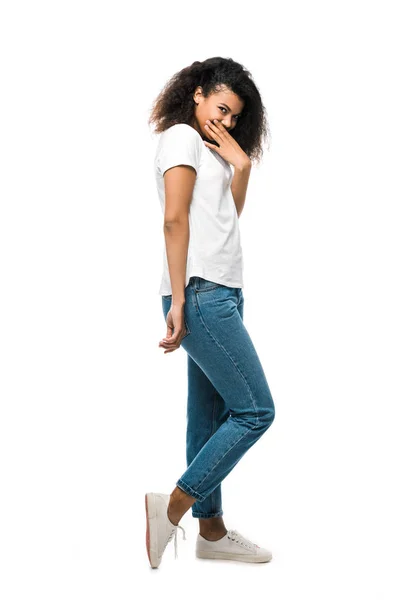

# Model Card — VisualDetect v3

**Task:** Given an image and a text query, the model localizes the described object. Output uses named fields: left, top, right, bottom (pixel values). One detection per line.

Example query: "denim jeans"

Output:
left=161, top=276, right=275, bottom=519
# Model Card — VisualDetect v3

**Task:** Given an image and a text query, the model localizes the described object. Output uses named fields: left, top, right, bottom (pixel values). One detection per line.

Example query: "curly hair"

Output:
left=148, top=56, right=271, bottom=164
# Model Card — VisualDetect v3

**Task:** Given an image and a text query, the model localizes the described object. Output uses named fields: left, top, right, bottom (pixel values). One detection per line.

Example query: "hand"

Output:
left=158, top=305, right=187, bottom=354
left=203, top=119, right=251, bottom=169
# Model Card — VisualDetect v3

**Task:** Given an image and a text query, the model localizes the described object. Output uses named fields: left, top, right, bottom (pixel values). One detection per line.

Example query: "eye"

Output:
left=218, top=107, right=240, bottom=120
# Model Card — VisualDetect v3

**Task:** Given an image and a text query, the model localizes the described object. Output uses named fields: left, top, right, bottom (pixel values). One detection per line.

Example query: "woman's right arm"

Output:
left=158, top=164, right=196, bottom=353
left=162, top=164, right=196, bottom=306
left=159, top=165, right=196, bottom=353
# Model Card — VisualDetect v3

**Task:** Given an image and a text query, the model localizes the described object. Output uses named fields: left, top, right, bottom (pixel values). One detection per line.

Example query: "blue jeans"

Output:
left=161, top=276, right=275, bottom=519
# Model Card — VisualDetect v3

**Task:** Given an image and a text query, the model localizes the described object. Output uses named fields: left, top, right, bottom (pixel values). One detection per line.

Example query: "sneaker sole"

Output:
left=196, top=550, right=272, bottom=563
left=145, top=493, right=159, bottom=568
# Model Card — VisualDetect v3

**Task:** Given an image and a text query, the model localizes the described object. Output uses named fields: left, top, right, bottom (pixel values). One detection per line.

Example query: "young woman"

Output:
left=145, top=57, right=275, bottom=569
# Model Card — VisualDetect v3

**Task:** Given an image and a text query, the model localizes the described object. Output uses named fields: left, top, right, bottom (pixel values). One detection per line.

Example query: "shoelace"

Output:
left=227, top=529, right=260, bottom=551
left=164, top=524, right=187, bottom=559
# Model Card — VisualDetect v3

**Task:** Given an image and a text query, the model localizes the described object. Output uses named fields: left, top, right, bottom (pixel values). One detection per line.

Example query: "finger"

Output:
left=161, top=341, right=177, bottom=350
left=161, top=341, right=179, bottom=350
left=212, top=119, right=228, bottom=135
left=206, top=120, right=224, bottom=142
left=161, top=335, right=183, bottom=346
left=159, top=335, right=182, bottom=348
left=203, top=140, right=221, bottom=154
left=160, top=330, right=184, bottom=344
left=205, top=120, right=220, bottom=138
left=162, top=334, right=177, bottom=344
left=163, top=325, right=175, bottom=340
left=163, top=326, right=186, bottom=343
left=204, top=124, right=215, bottom=139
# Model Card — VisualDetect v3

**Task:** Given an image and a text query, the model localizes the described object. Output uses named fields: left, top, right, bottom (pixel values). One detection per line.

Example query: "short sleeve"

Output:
left=156, top=124, right=201, bottom=177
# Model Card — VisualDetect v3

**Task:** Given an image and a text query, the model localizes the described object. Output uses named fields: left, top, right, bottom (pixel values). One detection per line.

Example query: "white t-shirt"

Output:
left=154, top=123, right=244, bottom=296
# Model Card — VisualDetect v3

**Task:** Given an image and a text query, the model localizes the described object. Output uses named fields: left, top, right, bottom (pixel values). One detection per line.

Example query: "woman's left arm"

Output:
left=202, top=119, right=252, bottom=218
left=230, top=161, right=252, bottom=218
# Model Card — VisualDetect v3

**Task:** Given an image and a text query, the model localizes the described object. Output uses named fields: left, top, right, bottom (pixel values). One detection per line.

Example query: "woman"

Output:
left=145, top=56, right=275, bottom=569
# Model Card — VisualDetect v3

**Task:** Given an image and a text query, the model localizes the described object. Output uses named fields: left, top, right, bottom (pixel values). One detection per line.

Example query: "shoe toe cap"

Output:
left=257, top=547, right=273, bottom=561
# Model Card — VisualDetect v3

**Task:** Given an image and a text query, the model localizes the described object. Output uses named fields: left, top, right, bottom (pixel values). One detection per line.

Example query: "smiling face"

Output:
left=191, top=85, right=245, bottom=141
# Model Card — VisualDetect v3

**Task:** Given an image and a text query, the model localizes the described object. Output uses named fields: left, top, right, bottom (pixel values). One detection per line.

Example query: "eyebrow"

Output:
left=219, top=102, right=242, bottom=116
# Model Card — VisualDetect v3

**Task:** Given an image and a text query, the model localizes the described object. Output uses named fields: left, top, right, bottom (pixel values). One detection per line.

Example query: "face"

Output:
left=191, top=85, right=245, bottom=141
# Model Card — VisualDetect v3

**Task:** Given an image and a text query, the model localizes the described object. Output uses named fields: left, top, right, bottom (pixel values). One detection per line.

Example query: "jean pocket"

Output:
left=195, top=277, right=223, bottom=293
left=182, top=316, right=191, bottom=340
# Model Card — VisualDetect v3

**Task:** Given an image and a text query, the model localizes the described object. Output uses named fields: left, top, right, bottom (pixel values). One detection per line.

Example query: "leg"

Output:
left=161, top=285, right=230, bottom=529
left=186, top=354, right=230, bottom=539
left=161, top=278, right=274, bottom=528
left=187, top=291, right=245, bottom=540
left=165, top=486, right=226, bottom=541
left=186, top=354, right=230, bottom=518
left=174, top=279, right=275, bottom=509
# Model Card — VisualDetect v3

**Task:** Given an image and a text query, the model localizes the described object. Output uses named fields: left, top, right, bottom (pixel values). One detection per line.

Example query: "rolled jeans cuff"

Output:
left=176, top=479, right=206, bottom=502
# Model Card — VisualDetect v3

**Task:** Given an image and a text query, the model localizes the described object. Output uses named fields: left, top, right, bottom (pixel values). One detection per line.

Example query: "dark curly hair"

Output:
left=148, top=56, right=271, bottom=164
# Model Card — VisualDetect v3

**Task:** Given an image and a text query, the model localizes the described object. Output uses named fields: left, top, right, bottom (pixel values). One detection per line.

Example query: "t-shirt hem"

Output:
left=159, top=271, right=244, bottom=296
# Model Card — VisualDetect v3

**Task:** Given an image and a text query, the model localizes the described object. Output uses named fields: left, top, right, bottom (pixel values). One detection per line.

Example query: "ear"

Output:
left=193, top=86, right=203, bottom=103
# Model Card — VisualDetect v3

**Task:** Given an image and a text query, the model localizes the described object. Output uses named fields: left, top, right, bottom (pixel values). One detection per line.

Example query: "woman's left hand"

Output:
left=203, top=119, right=251, bottom=169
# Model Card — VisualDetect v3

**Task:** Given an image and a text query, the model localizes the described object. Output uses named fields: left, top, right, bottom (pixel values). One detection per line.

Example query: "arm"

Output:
left=163, top=164, right=196, bottom=306
left=230, top=160, right=252, bottom=218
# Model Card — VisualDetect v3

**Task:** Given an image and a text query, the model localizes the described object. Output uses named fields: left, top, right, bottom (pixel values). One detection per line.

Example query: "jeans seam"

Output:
left=195, top=285, right=220, bottom=293
left=177, top=479, right=206, bottom=502
left=211, top=388, right=217, bottom=437
left=209, top=390, right=218, bottom=514
left=192, top=510, right=224, bottom=519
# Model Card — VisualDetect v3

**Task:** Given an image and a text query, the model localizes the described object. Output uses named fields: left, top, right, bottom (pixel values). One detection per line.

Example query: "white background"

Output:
left=1, top=1, right=399, bottom=598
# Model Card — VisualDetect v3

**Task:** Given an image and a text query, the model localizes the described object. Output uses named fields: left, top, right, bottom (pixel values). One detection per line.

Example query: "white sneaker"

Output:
left=196, top=528, right=272, bottom=563
left=145, top=492, right=186, bottom=568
